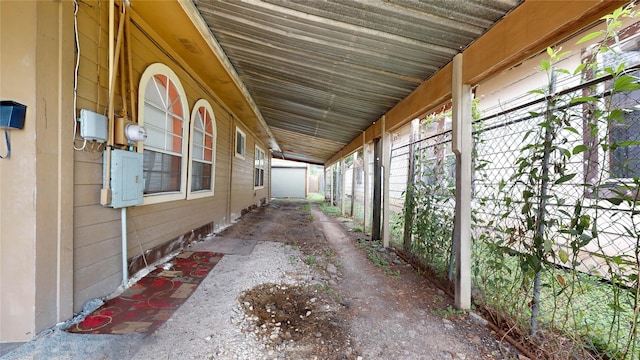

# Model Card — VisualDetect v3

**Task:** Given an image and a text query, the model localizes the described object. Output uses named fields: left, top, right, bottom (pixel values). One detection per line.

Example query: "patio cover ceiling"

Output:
left=130, top=1, right=629, bottom=166
left=192, top=0, right=522, bottom=164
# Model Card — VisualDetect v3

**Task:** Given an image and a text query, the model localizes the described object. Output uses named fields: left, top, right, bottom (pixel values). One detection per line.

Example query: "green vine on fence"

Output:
left=401, top=6, right=640, bottom=358
left=489, top=5, right=640, bottom=357
left=403, top=100, right=484, bottom=280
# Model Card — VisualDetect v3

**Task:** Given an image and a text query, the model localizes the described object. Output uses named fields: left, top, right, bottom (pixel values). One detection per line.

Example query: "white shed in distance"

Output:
left=271, top=159, right=308, bottom=198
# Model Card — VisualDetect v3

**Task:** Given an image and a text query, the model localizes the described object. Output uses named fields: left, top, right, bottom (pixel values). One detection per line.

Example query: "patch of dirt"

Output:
left=238, top=283, right=356, bottom=359
left=223, top=199, right=525, bottom=359
left=220, top=201, right=325, bottom=251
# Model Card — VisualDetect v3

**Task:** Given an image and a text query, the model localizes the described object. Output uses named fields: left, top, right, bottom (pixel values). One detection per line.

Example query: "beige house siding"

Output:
left=71, top=1, right=269, bottom=311
left=230, top=122, right=270, bottom=220
left=0, top=0, right=75, bottom=342
left=72, top=0, right=120, bottom=311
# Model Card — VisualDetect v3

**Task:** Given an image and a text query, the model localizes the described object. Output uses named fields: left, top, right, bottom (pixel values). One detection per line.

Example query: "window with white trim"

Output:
left=188, top=99, right=216, bottom=198
left=582, top=25, right=640, bottom=187
left=254, top=146, right=266, bottom=188
left=235, top=127, right=246, bottom=158
left=605, top=35, right=640, bottom=179
left=138, top=63, right=189, bottom=203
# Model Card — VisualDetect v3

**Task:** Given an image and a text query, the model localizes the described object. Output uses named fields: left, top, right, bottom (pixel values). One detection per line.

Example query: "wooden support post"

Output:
left=324, top=167, right=328, bottom=201
left=452, top=53, right=472, bottom=310
left=330, top=165, right=334, bottom=207
left=382, top=116, right=391, bottom=248
left=340, top=159, right=346, bottom=215
left=323, top=166, right=327, bottom=200
left=351, top=152, right=357, bottom=217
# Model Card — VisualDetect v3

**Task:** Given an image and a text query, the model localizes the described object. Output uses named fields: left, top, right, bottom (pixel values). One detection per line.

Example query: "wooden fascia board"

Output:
left=385, top=62, right=453, bottom=131
left=325, top=152, right=342, bottom=167
left=463, top=0, right=629, bottom=85
left=327, top=62, right=451, bottom=168
left=325, top=120, right=381, bottom=167
left=341, top=133, right=363, bottom=159
left=362, top=125, right=375, bottom=144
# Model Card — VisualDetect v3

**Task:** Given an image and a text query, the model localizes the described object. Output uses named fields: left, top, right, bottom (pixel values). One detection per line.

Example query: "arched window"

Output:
left=138, top=63, right=189, bottom=204
left=188, top=99, right=216, bottom=198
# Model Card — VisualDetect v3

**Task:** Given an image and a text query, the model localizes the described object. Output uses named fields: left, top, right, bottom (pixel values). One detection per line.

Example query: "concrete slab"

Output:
left=188, top=236, right=257, bottom=255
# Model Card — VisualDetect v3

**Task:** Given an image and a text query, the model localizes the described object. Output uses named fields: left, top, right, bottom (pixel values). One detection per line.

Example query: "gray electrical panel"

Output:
left=103, top=149, right=144, bottom=208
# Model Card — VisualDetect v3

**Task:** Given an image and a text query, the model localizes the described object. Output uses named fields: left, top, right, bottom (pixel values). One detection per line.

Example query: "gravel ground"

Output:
left=132, top=241, right=318, bottom=360
left=1, top=199, right=524, bottom=360
left=1, top=241, right=317, bottom=360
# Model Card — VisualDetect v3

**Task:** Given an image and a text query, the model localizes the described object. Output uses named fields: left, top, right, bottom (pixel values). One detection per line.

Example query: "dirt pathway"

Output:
left=221, top=199, right=521, bottom=359
left=312, top=206, right=517, bottom=359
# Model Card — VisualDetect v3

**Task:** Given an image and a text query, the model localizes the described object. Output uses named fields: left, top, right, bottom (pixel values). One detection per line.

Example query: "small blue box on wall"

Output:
left=0, top=101, right=26, bottom=130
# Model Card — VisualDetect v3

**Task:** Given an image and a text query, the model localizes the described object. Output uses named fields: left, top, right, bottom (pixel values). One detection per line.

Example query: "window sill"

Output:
left=143, top=192, right=186, bottom=205
left=187, top=190, right=214, bottom=200
left=585, top=180, right=640, bottom=202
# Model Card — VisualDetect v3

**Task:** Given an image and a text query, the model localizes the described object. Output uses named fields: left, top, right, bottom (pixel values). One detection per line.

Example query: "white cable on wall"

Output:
left=72, top=0, right=87, bottom=151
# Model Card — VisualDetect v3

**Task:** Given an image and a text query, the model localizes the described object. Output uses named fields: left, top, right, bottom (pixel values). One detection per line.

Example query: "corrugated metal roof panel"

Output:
left=194, top=0, right=522, bottom=164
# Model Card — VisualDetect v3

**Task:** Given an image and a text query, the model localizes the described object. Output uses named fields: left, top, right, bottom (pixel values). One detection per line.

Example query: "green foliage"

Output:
left=358, top=240, right=399, bottom=278
left=389, top=211, right=405, bottom=245
left=304, top=256, right=317, bottom=265
left=319, top=202, right=342, bottom=216
left=407, top=112, right=457, bottom=278
left=365, top=246, right=389, bottom=268
left=306, top=192, right=324, bottom=202
left=395, top=5, right=640, bottom=358
left=410, top=170, right=455, bottom=276
left=323, top=247, right=336, bottom=258
left=385, top=268, right=401, bottom=278
left=313, top=282, right=333, bottom=297
left=405, top=98, right=485, bottom=280
left=432, top=305, right=468, bottom=319
left=472, top=5, right=640, bottom=357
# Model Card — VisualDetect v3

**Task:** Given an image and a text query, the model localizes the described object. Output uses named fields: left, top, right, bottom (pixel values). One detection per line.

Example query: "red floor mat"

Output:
left=67, top=251, right=223, bottom=335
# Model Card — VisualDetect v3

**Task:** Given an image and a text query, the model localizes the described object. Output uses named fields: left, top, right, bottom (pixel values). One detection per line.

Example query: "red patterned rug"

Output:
left=67, top=251, right=223, bottom=335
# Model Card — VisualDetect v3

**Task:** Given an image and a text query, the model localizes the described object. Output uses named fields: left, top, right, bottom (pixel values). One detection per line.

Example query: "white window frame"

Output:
left=187, top=99, right=216, bottom=199
left=581, top=28, right=640, bottom=187
left=254, top=146, right=266, bottom=189
left=235, top=127, right=246, bottom=159
left=138, top=63, right=189, bottom=205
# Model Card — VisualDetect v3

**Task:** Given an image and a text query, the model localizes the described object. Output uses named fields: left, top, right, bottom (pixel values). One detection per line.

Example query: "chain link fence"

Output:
left=322, top=10, right=640, bottom=358
left=389, top=121, right=456, bottom=278
left=385, top=16, right=640, bottom=357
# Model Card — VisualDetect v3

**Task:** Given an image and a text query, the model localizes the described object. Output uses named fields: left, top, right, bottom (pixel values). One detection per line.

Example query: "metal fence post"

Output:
left=372, top=138, right=382, bottom=241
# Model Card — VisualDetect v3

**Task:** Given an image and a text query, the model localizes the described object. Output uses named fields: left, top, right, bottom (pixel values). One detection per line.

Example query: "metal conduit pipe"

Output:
left=108, top=0, right=130, bottom=287
left=121, top=207, right=128, bottom=286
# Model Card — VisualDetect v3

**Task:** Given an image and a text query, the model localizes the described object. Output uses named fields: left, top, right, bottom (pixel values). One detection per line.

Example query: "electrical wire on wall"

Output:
left=72, top=0, right=86, bottom=151
left=72, top=0, right=106, bottom=154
